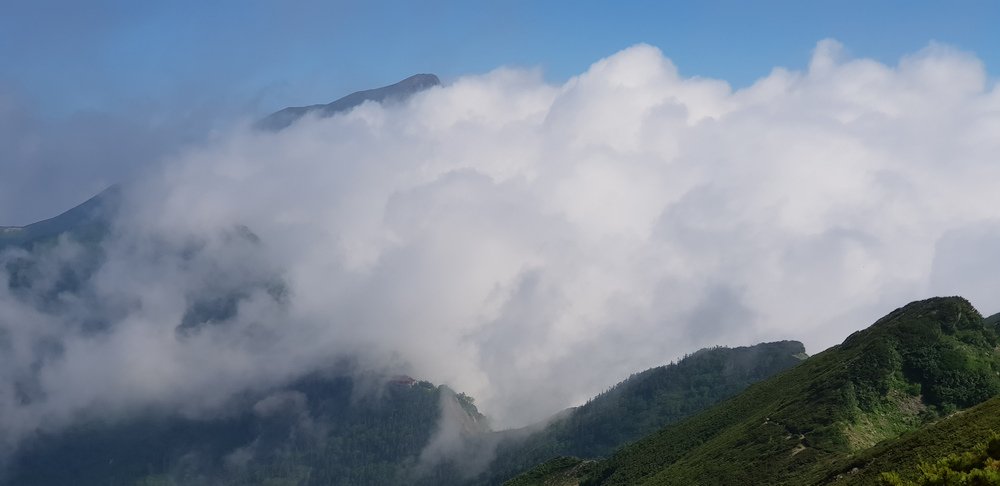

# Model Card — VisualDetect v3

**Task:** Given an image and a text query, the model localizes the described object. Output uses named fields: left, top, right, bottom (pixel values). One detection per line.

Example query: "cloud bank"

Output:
left=2, top=40, right=1000, bottom=449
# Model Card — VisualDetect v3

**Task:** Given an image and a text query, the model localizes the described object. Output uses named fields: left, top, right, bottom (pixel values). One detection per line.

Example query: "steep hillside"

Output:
left=511, top=297, right=1000, bottom=486
left=482, top=341, right=806, bottom=483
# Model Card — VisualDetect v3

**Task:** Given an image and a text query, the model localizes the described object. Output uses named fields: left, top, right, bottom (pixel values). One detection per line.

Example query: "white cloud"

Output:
left=2, top=40, right=999, bottom=444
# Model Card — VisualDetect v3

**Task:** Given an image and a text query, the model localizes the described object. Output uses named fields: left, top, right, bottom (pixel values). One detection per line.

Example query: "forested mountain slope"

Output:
left=6, top=374, right=487, bottom=486
left=510, top=297, right=1000, bottom=486
left=481, top=341, right=806, bottom=484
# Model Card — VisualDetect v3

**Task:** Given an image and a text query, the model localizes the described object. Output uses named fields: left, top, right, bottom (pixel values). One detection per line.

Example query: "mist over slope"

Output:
left=1, top=39, right=1000, bottom=460
left=3, top=342, right=803, bottom=485
left=7, top=372, right=492, bottom=486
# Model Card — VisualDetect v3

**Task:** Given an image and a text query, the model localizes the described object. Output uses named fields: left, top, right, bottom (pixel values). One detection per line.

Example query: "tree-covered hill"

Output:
left=510, top=297, right=1000, bottom=486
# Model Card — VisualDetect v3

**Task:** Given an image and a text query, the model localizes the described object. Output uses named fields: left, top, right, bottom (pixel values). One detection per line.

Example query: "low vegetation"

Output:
left=879, top=433, right=1000, bottom=485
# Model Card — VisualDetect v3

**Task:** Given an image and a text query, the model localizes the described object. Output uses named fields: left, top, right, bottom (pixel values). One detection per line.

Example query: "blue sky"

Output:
left=1, top=0, right=997, bottom=225
left=2, top=0, right=998, bottom=117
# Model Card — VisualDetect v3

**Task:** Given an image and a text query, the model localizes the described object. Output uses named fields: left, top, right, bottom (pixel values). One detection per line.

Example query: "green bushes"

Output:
left=879, top=434, right=1000, bottom=485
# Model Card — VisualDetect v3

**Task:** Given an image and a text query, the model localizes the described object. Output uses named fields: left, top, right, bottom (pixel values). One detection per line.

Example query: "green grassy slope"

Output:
left=511, top=297, right=1000, bottom=486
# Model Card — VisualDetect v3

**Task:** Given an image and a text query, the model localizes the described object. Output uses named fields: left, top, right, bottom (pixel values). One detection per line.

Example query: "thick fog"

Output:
left=1, top=41, right=999, bottom=453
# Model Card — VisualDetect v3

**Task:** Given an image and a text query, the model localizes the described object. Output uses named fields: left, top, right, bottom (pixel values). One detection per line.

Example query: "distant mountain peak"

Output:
left=0, top=184, right=121, bottom=249
left=394, top=73, right=441, bottom=88
left=257, top=73, right=441, bottom=131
